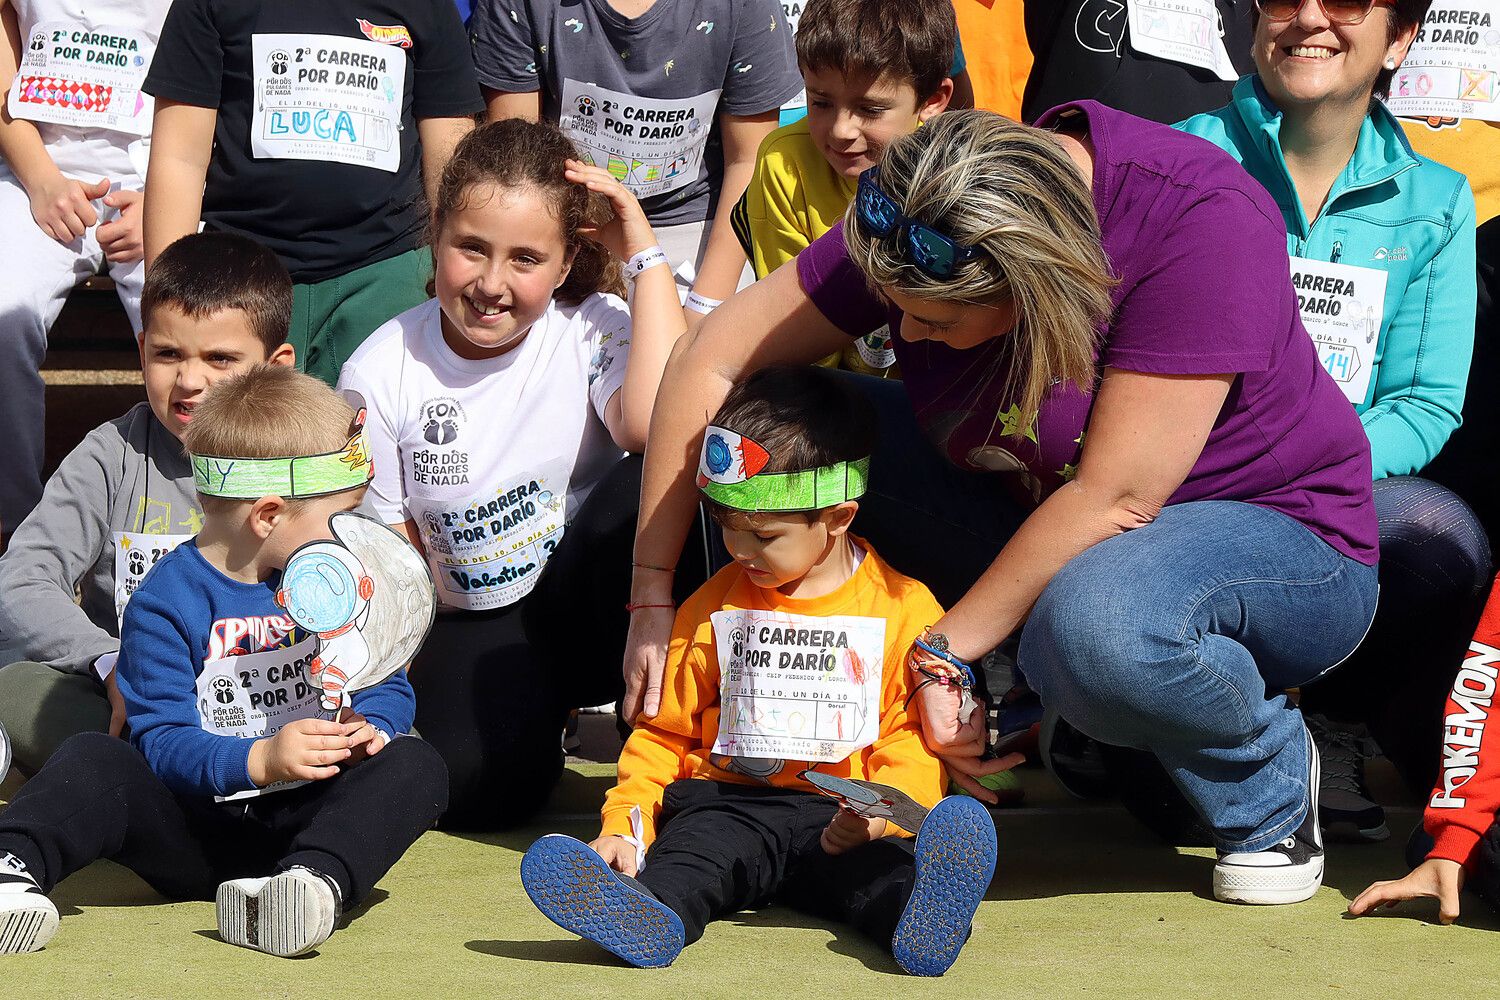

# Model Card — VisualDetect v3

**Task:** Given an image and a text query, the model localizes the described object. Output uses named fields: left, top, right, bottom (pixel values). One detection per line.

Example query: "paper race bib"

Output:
left=779, top=1, right=808, bottom=124
left=559, top=79, right=720, bottom=199
left=851, top=326, right=896, bottom=373
left=1126, top=0, right=1238, bottom=81
left=710, top=609, right=886, bottom=764
left=408, top=465, right=568, bottom=610
left=112, top=531, right=192, bottom=630
left=1386, top=2, right=1500, bottom=123
left=251, top=34, right=406, bottom=172
left=7, top=22, right=155, bottom=135
left=1291, top=257, right=1388, bottom=406
left=196, top=636, right=323, bottom=801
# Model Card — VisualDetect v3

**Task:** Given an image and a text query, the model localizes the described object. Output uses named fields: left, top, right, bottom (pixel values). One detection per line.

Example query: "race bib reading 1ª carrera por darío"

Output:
left=711, top=608, right=886, bottom=764
left=251, top=33, right=406, bottom=172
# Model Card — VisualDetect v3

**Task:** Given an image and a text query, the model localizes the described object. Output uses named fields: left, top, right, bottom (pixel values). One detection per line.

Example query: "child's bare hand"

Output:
left=248, top=718, right=360, bottom=785
left=563, top=158, right=658, bottom=263
left=97, top=188, right=144, bottom=263
left=589, top=835, right=640, bottom=877
left=1349, top=857, right=1466, bottom=924
left=337, top=707, right=388, bottom=765
left=821, top=809, right=887, bottom=855
left=29, top=174, right=109, bottom=242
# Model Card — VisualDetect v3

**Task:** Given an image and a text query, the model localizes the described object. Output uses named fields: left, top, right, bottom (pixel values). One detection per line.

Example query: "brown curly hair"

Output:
left=429, top=119, right=625, bottom=304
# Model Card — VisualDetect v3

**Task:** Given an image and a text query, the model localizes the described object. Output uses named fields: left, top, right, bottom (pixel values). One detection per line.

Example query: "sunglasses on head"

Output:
left=1254, top=0, right=1396, bottom=25
left=855, top=167, right=980, bottom=280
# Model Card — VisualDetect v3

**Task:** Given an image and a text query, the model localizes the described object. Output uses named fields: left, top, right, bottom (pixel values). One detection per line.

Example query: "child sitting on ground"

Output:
left=520, top=365, right=996, bottom=976
left=0, top=232, right=295, bottom=776
left=721, top=0, right=956, bottom=376
left=1349, top=577, right=1500, bottom=924
left=0, top=365, right=446, bottom=958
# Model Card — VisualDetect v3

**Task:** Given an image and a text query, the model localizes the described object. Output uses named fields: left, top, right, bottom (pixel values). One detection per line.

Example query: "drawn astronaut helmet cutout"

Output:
left=278, top=543, right=373, bottom=635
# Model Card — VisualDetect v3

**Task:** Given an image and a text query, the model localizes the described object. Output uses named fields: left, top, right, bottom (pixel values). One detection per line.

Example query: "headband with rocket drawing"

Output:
left=695, top=424, right=869, bottom=512
left=190, top=409, right=375, bottom=500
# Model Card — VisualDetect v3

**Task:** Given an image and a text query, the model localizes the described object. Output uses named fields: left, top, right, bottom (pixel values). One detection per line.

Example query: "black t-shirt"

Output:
left=1022, top=1, right=1255, bottom=125
left=145, top=0, right=481, bottom=282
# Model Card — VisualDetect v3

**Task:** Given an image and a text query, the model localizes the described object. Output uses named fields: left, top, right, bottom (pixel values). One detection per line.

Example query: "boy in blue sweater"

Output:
left=0, top=365, right=446, bottom=958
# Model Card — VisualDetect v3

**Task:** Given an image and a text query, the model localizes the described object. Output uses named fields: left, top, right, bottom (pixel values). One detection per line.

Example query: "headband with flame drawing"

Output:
left=695, top=424, right=869, bottom=513
left=190, top=407, right=374, bottom=500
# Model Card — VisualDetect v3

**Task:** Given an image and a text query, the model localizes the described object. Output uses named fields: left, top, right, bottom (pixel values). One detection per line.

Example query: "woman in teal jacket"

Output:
left=1174, top=0, right=1489, bottom=843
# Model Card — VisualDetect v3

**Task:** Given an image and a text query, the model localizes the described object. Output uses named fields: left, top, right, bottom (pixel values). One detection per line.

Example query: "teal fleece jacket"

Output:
left=1178, top=76, right=1477, bottom=479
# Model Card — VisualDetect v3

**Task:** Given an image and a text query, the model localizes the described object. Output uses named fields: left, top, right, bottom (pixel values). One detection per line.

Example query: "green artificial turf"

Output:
left=2, top=763, right=1495, bottom=999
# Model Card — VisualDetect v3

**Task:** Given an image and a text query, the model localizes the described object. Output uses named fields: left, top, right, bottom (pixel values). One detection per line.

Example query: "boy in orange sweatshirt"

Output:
left=520, top=365, right=996, bottom=976
left=1350, top=578, right=1500, bottom=925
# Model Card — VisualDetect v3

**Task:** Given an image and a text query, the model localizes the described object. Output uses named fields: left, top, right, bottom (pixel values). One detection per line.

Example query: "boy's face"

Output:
left=140, top=305, right=294, bottom=441
left=803, top=68, right=949, bottom=179
left=719, top=504, right=854, bottom=593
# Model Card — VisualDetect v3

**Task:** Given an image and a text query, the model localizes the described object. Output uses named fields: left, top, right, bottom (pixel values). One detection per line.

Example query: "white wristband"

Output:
left=93, top=650, right=119, bottom=681
left=684, top=291, right=723, bottom=316
left=625, top=246, right=669, bottom=281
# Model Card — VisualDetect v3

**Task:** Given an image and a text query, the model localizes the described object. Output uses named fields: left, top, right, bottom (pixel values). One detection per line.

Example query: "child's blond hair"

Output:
left=182, top=365, right=360, bottom=513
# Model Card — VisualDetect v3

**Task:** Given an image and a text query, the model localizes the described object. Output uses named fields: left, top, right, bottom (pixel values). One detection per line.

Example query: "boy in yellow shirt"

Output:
left=520, top=366, right=996, bottom=976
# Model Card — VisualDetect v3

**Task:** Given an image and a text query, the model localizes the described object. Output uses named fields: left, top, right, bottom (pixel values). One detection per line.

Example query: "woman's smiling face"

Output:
left=1254, top=3, right=1416, bottom=110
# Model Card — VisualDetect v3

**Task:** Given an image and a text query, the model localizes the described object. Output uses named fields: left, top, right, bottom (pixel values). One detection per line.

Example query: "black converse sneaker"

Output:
left=216, top=867, right=341, bottom=957
left=1213, top=725, right=1325, bottom=905
left=0, top=853, right=58, bottom=954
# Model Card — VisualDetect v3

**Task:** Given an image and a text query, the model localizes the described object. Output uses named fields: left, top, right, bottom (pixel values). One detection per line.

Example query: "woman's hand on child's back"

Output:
left=247, top=718, right=361, bottom=786
left=564, top=159, right=659, bottom=262
left=28, top=173, right=110, bottom=243
left=590, top=835, right=640, bottom=878
left=1349, top=857, right=1466, bottom=924
left=821, top=809, right=887, bottom=856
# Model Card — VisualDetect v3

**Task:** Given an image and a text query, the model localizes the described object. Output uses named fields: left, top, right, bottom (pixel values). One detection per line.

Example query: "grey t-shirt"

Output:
left=470, top=0, right=802, bottom=227
left=0, top=403, right=200, bottom=676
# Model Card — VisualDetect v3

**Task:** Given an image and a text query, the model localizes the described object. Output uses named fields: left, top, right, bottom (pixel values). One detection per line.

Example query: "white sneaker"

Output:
left=1213, top=725, right=1325, bottom=905
left=216, top=867, right=341, bottom=957
left=0, top=854, right=58, bottom=954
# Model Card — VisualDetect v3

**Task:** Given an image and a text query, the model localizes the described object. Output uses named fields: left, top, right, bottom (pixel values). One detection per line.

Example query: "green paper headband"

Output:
left=696, top=423, right=869, bottom=513
left=191, top=429, right=374, bottom=500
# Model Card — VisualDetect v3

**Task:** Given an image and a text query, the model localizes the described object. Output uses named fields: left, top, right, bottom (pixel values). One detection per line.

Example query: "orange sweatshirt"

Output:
left=1426, top=576, right=1500, bottom=869
left=601, top=539, right=947, bottom=846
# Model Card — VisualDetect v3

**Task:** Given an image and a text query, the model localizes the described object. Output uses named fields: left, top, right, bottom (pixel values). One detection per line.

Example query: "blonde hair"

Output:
left=843, top=109, right=1115, bottom=426
left=182, top=365, right=359, bottom=513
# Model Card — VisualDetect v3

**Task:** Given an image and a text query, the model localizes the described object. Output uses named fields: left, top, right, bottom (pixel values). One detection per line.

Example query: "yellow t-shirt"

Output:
left=1401, top=116, right=1500, bottom=226
left=733, top=118, right=857, bottom=281
left=601, top=538, right=947, bottom=847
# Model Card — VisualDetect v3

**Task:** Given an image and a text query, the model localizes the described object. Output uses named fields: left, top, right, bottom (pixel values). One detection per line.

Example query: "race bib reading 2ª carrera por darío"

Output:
left=559, top=79, right=720, bottom=200
left=7, top=22, right=155, bottom=134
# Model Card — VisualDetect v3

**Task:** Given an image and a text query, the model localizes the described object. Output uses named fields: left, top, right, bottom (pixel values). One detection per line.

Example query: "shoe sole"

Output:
left=1320, top=818, right=1391, bottom=843
left=521, top=835, right=684, bottom=969
left=216, top=873, right=336, bottom=957
left=1214, top=726, right=1325, bottom=905
left=0, top=898, right=58, bottom=954
left=891, top=797, right=998, bottom=976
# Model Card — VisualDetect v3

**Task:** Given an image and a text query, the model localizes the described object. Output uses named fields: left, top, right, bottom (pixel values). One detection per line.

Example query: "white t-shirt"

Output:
left=338, top=296, right=631, bottom=611
left=5, top=0, right=171, bottom=181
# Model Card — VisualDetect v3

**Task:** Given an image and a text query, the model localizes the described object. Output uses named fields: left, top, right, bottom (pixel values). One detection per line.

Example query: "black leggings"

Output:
left=411, top=455, right=710, bottom=831
left=1302, top=476, right=1492, bottom=793
left=0, top=732, right=446, bottom=906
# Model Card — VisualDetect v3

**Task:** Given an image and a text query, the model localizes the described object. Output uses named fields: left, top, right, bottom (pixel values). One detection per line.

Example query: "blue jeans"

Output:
left=1018, top=501, right=1378, bottom=852
left=834, top=373, right=1380, bottom=854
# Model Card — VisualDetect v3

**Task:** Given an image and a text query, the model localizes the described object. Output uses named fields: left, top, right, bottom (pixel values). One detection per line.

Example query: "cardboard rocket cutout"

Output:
left=800, top=770, right=932, bottom=834
left=278, top=511, right=435, bottom=715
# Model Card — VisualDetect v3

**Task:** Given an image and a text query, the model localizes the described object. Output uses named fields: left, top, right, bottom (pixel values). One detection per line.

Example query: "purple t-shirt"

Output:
left=797, top=101, right=1378, bottom=565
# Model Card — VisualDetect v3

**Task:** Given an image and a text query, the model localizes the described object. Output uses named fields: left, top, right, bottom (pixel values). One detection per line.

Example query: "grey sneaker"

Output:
left=1305, top=713, right=1389, bottom=842
left=216, top=867, right=341, bottom=957
left=1213, top=725, right=1325, bottom=905
left=0, top=854, right=58, bottom=954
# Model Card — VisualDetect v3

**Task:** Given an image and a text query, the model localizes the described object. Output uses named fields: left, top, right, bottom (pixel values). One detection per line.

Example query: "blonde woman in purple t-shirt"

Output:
left=624, top=107, right=1382, bottom=907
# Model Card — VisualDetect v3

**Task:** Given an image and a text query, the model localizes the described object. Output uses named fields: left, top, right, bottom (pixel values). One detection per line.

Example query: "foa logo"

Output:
left=356, top=19, right=413, bottom=47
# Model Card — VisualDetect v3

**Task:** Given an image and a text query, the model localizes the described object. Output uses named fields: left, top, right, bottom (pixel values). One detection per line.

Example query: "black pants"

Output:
left=1303, top=476, right=1493, bottom=793
left=0, top=732, right=446, bottom=906
left=412, top=454, right=710, bottom=831
left=637, top=781, right=917, bottom=949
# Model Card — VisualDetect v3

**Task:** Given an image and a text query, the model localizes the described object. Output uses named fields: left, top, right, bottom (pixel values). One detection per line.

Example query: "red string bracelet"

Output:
left=625, top=602, right=676, bottom=613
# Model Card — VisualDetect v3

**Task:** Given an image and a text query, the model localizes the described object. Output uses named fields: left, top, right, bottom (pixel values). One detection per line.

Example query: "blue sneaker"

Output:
left=891, top=796, right=997, bottom=976
left=520, top=835, right=685, bottom=968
